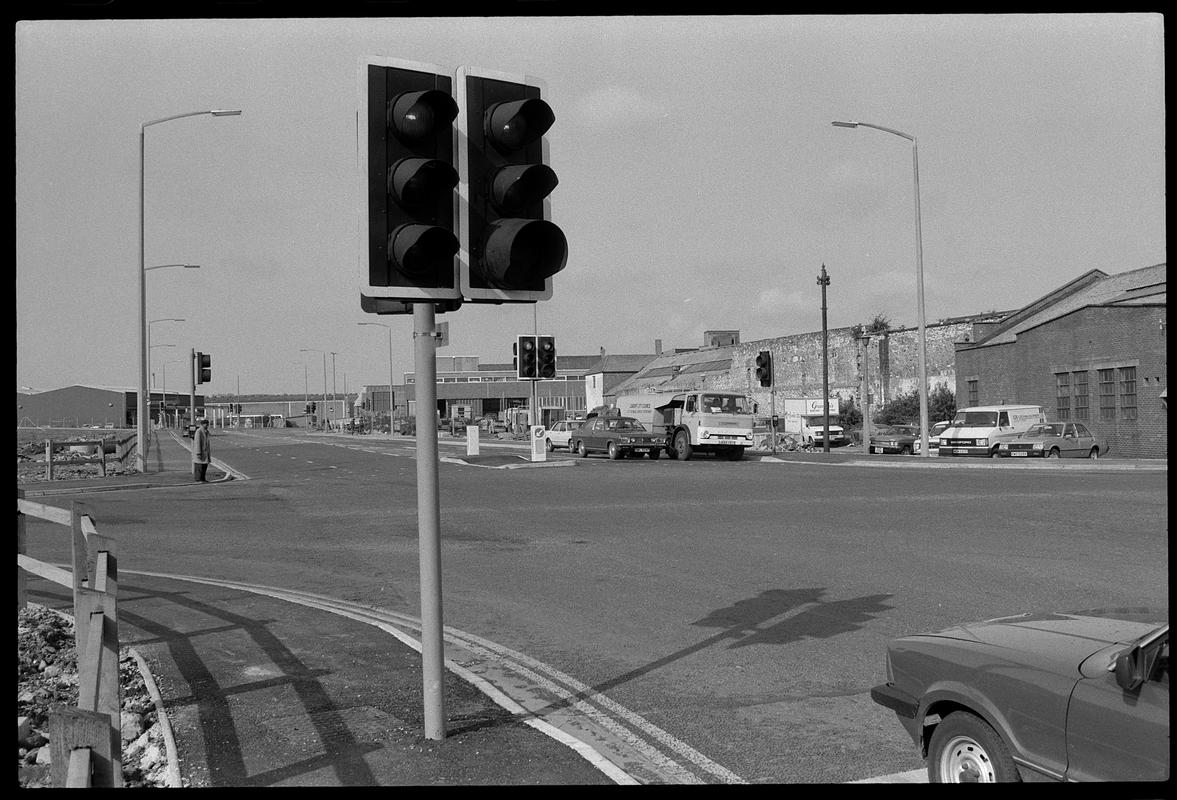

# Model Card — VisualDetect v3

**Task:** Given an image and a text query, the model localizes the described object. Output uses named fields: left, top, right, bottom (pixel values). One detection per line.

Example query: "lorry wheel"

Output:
left=608, top=442, right=622, bottom=460
left=726, top=447, right=744, bottom=461
left=674, top=431, right=693, bottom=461
left=648, top=449, right=660, bottom=459
left=927, top=711, right=1019, bottom=782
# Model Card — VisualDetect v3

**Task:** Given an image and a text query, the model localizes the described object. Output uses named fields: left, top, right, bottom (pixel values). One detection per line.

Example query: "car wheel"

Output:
left=1088, top=447, right=1099, bottom=459
left=1047, top=448, right=1060, bottom=459
left=577, top=440, right=588, bottom=457
left=928, top=711, right=1020, bottom=783
left=900, top=445, right=911, bottom=455
left=545, top=438, right=554, bottom=452
left=990, top=448, right=1001, bottom=459
left=674, top=430, right=693, bottom=461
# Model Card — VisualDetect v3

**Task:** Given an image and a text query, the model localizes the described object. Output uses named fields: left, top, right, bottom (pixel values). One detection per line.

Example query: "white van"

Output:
left=938, top=405, right=1046, bottom=458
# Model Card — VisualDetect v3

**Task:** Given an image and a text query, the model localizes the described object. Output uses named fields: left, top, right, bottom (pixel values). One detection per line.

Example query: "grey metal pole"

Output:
left=137, top=126, right=147, bottom=472
left=387, top=327, right=395, bottom=438
left=189, top=349, right=196, bottom=428
left=413, top=302, right=445, bottom=739
left=818, top=264, right=831, bottom=453
left=322, top=352, right=328, bottom=430
left=860, top=335, right=872, bottom=451
left=912, top=138, right=930, bottom=457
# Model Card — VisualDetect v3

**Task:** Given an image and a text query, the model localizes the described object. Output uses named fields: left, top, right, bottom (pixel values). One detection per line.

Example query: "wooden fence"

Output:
left=38, top=434, right=137, bottom=480
left=17, top=490, right=122, bottom=788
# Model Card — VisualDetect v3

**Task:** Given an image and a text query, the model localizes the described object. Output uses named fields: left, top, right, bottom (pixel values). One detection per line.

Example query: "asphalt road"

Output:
left=25, top=429, right=1169, bottom=783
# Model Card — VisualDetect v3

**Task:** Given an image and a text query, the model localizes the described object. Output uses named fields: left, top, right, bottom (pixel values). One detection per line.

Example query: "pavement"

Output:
left=18, top=428, right=1165, bottom=786
left=20, top=428, right=617, bottom=786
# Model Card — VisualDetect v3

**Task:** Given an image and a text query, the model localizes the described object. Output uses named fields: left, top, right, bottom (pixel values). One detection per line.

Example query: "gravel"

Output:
left=17, top=604, right=175, bottom=788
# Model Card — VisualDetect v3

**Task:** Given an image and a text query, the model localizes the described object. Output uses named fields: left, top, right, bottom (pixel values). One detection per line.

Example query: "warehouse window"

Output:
left=1098, top=368, right=1116, bottom=420
left=1072, top=371, right=1089, bottom=420
left=1055, top=372, right=1071, bottom=420
left=1119, top=366, right=1137, bottom=420
left=967, top=379, right=978, bottom=406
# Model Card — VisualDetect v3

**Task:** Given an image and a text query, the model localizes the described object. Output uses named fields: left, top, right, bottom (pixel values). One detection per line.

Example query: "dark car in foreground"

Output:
left=571, top=416, right=664, bottom=459
left=869, top=424, right=920, bottom=455
left=997, top=421, right=1107, bottom=459
left=872, top=610, right=1168, bottom=782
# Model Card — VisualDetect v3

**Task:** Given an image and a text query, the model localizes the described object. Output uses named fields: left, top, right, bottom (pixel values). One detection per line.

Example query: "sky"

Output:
left=15, top=13, right=1166, bottom=397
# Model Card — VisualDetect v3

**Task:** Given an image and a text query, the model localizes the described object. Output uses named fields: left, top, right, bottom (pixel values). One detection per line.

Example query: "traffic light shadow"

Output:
left=531, top=587, right=894, bottom=716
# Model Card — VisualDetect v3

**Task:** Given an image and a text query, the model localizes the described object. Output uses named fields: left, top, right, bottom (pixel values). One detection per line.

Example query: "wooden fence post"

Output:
left=74, top=584, right=122, bottom=787
left=70, top=503, right=88, bottom=646
left=17, top=488, right=27, bottom=610
left=49, top=707, right=111, bottom=787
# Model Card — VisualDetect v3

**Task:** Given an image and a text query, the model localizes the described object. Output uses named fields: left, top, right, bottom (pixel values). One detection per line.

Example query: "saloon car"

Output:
left=871, top=610, right=1168, bottom=782
left=869, top=424, right=920, bottom=455
left=912, top=420, right=951, bottom=456
left=996, top=421, right=1107, bottom=459
left=543, top=419, right=584, bottom=451
left=571, top=416, right=664, bottom=459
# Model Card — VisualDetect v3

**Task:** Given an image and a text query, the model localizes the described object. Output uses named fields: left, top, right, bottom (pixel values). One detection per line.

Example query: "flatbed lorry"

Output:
left=615, top=391, right=755, bottom=460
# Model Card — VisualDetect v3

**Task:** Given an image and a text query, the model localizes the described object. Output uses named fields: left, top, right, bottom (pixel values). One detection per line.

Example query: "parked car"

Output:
left=869, top=424, right=920, bottom=455
left=912, top=420, right=951, bottom=456
left=571, top=416, right=664, bottom=459
left=871, top=609, right=1169, bottom=782
left=997, top=421, right=1107, bottom=459
left=543, top=418, right=583, bottom=451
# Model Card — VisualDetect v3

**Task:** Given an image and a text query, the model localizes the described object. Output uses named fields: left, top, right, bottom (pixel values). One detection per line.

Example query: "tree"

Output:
left=929, top=383, right=956, bottom=422
left=874, top=385, right=957, bottom=427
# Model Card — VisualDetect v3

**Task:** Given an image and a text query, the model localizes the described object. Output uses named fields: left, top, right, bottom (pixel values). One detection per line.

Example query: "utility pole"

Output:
left=818, top=264, right=831, bottom=453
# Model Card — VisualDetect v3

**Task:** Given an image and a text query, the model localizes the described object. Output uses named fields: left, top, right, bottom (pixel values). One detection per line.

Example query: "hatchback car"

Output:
left=869, top=424, right=920, bottom=455
left=872, top=609, right=1168, bottom=782
left=997, top=421, right=1107, bottom=459
left=912, top=420, right=951, bottom=456
left=571, top=416, right=664, bottom=459
left=543, top=419, right=583, bottom=451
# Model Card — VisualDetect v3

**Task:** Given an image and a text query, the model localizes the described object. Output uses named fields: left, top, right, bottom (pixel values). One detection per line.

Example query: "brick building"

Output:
left=954, top=263, right=1166, bottom=458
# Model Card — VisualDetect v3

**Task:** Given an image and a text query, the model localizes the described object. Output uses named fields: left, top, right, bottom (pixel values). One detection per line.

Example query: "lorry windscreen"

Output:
left=701, top=395, right=749, bottom=414
left=955, top=411, right=998, bottom=426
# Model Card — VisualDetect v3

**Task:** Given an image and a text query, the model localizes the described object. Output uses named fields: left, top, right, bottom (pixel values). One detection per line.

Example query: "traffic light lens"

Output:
left=388, top=157, right=459, bottom=208
left=389, top=90, right=459, bottom=141
left=389, top=224, right=459, bottom=277
left=484, top=98, right=555, bottom=151
left=490, top=164, right=558, bottom=214
left=483, top=219, right=568, bottom=287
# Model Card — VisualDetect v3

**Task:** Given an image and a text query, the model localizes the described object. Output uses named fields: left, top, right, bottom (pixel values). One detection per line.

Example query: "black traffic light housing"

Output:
left=359, top=57, right=462, bottom=311
left=536, top=335, right=556, bottom=379
left=195, top=351, right=212, bottom=385
left=516, top=334, right=538, bottom=379
left=755, top=350, right=773, bottom=387
left=457, top=67, right=566, bottom=303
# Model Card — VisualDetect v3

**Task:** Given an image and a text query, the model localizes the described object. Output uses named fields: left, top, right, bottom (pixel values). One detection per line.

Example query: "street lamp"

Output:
left=148, top=317, right=185, bottom=389
left=832, top=120, right=930, bottom=457
left=138, top=109, right=241, bottom=472
left=300, top=348, right=328, bottom=428
left=358, top=322, right=396, bottom=436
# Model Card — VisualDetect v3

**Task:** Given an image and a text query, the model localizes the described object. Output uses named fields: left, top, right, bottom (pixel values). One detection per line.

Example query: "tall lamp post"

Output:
left=832, top=120, right=929, bottom=456
left=358, top=322, right=396, bottom=436
left=148, top=317, right=185, bottom=388
left=817, top=264, right=831, bottom=453
left=139, top=109, right=240, bottom=472
left=161, top=359, right=185, bottom=428
left=300, top=348, right=328, bottom=429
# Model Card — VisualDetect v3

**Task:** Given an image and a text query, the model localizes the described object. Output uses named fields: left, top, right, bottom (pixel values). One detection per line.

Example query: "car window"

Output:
left=1074, top=423, right=1091, bottom=437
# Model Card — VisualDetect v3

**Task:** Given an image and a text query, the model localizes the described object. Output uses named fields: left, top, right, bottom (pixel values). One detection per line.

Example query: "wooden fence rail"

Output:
left=17, top=490, right=122, bottom=788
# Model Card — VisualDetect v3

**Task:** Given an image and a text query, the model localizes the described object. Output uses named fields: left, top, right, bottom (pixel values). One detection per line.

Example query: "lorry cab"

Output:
left=939, top=404, right=1046, bottom=458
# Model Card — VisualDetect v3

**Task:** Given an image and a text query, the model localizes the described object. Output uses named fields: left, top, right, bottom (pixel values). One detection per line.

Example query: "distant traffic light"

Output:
left=516, top=334, right=538, bottom=379
left=536, top=335, right=556, bottom=379
left=195, top=351, right=212, bottom=385
left=457, top=67, right=566, bottom=303
left=359, top=57, right=461, bottom=311
left=755, top=351, right=773, bottom=387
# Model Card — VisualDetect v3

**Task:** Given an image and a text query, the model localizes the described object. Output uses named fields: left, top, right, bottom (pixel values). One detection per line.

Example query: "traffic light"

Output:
left=195, top=351, right=212, bottom=385
left=457, top=67, right=567, bottom=303
left=537, top=335, right=556, bottom=379
left=755, top=351, right=772, bottom=387
left=516, top=334, right=538, bottom=379
left=359, top=57, right=462, bottom=310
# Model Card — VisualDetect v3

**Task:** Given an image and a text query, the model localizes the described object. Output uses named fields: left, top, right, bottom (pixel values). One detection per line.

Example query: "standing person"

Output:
left=192, top=418, right=211, bottom=482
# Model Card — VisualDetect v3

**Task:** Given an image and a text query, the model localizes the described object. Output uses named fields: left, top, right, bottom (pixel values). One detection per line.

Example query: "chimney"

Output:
left=600, top=346, right=605, bottom=357
left=654, top=339, right=662, bottom=355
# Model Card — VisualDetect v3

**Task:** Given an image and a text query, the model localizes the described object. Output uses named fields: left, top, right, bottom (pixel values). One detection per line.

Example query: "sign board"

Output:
left=529, top=425, right=547, bottom=462
left=436, top=321, right=450, bottom=348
